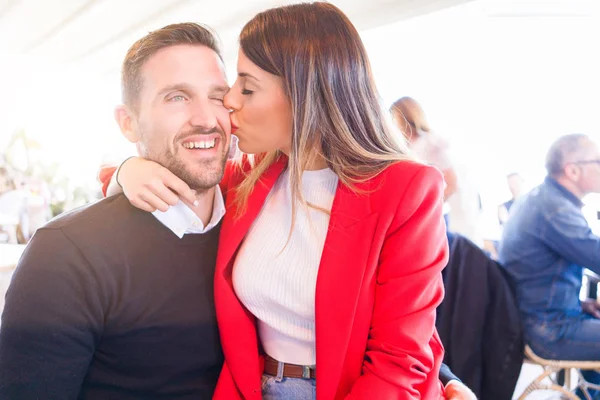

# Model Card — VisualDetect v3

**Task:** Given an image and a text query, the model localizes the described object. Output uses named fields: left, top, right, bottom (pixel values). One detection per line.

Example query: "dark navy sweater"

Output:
left=0, top=195, right=223, bottom=399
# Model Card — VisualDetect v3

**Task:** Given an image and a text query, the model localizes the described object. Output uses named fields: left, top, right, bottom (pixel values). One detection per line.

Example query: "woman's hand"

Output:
left=582, top=299, right=600, bottom=319
left=445, top=380, right=477, bottom=400
left=117, top=157, right=197, bottom=212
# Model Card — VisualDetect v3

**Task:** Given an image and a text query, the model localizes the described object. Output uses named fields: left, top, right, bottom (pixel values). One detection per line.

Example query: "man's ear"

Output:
left=564, top=163, right=581, bottom=182
left=114, top=105, right=140, bottom=143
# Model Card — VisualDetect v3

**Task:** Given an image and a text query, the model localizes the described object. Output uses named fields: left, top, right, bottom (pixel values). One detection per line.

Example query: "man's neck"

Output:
left=182, top=186, right=215, bottom=226
left=554, top=175, right=585, bottom=200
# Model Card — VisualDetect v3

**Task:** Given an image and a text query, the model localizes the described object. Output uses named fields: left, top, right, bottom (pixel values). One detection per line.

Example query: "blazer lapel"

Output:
left=215, top=156, right=287, bottom=399
left=315, top=180, right=380, bottom=400
left=219, top=157, right=288, bottom=273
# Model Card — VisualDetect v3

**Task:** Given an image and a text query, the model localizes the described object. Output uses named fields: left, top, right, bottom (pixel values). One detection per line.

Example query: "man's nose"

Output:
left=189, top=102, right=217, bottom=128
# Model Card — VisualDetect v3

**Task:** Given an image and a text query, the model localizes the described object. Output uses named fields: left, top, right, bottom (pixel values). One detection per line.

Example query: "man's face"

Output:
left=507, top=174, right=524, bottom=198
left=0, top=174, right=10, bottom=194
left=132, top=44, right=231, bottom=192
left=575, top=139, right=600, bottom=195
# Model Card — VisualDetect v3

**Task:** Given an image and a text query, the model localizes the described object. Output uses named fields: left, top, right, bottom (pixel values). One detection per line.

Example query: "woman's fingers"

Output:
left=159, top=170, right=197, bottom=205
left=138, top=191, right=171, bottom=213
left=148, top=179, right=180, bottom=207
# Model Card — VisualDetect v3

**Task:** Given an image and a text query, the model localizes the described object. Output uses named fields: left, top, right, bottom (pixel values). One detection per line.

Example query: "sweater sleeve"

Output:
left=0, top=228, right=105, bottom=399
left=98, top=166, right=117, bottom=197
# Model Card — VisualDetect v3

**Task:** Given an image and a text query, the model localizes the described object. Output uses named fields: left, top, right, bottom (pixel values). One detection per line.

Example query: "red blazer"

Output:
left=214, top=156, right=448, bottom=400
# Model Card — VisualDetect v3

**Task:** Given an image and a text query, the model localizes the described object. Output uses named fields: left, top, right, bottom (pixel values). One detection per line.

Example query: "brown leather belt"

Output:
left=263, top=355, right=316, bottom=379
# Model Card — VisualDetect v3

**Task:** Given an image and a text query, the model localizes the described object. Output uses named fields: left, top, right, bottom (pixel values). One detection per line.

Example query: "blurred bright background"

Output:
left=1, top=0, right=599, bottom=242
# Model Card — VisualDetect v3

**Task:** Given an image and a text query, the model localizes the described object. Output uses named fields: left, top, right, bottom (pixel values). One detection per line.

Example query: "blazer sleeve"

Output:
left=98, top=166, right=117, bottom=197
left=346, top=166, right=448, bottom=399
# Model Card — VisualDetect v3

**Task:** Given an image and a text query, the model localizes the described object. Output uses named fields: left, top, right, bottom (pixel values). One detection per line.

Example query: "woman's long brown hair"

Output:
left=234, top=2, right=414, bottom=217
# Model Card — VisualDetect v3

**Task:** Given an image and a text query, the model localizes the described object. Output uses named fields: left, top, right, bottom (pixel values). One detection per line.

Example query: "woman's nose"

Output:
left=223, top=91, right=237, bottom=111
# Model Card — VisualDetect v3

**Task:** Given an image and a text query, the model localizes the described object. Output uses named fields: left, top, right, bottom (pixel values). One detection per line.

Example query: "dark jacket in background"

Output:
left=437, top=234, right=524, bottom=400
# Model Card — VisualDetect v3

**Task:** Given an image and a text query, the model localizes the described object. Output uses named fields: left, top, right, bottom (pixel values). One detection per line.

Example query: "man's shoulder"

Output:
left=507, top=183, right=581, bottom=237
left=532, top=181, right=579, bottom=215
left=43, top=195, right=150, bottom=240
left=23, top=195, right=158, bottom=274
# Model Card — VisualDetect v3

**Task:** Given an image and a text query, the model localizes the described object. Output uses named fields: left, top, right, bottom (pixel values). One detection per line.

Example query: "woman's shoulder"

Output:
left=360, top=160, right=443, bottom=208
left=342, top=161, right=444, bottom=223
left=372, top=160, right=443, bottom=189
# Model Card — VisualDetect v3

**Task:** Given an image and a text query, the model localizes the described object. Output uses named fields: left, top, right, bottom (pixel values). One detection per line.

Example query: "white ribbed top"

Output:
left=232, top=167, right=339, bottom=365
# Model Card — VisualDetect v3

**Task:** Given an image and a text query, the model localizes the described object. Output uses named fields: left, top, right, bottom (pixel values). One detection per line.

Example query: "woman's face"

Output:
left=392, top=109, right=418, bottom=145
left=224, top=50, right=293, bottom=155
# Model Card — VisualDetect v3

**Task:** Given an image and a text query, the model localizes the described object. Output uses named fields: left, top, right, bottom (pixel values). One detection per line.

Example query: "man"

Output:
left=0, top=22, right=474, bottom=400
left=0, top=23, right=231, bottom=399
left=499, top=133, right=600, bottom=394
left=498, top=172, right=526, bottom=226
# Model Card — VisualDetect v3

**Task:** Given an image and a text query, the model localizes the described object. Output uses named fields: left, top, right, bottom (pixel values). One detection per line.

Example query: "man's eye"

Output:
left=211, top=98, right=224, bottom=104
left=169, top=95, right=186, bottom=102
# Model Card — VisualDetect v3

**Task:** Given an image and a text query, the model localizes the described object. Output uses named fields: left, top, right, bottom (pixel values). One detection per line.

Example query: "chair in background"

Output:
left=518, top=345, right=600, bottom=400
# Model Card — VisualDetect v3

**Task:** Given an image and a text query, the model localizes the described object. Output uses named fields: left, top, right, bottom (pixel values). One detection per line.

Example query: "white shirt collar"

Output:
left=151, top=185, right=226, bottom=238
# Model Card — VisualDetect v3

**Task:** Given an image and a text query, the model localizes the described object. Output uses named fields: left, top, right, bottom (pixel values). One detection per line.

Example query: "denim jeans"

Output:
left=261, top=374, right=316, bottom=400
left=526, top=316, right=600, bottom=399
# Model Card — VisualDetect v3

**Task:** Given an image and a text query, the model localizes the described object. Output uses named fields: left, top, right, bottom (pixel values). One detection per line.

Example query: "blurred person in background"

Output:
left=0, top=166, right=28, bottom=244
left=499, top=133, right=600, bottom=399
left=390, top=97, right=483, bottom=245
left=390, top=97, right=457, bottom=203
left=498, top=172, right=526, bottom=226
left=0, top=166, right=14, bottom=194
left=22, top=176, right=52, bottom=240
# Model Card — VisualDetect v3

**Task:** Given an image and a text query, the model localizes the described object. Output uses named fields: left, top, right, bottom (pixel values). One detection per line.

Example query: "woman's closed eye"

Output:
left=241, top=89, right=254, bottom=95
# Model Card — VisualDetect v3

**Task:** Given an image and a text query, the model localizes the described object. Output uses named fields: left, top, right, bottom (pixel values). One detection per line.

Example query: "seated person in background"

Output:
left=391, top=97, right=480, bottom=240
left=390, top=97, right=458, bottom=203
left=483, top=172, right=526, bottom=259
left=0, top=166, right=28, bottom=244
left=498, top=172, right=526, bottom=226
left=499, top=133, right=600, bottom=397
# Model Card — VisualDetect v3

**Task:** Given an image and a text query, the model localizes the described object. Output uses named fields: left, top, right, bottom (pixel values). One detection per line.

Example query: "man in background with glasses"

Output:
left=499, top=133, right=600, bottom=397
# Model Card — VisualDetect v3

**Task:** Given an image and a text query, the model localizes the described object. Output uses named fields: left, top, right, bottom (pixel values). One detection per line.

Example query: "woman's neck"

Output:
left=280, top=148, right=328, bottom=171
left=305, top=157, right=328, bottom=171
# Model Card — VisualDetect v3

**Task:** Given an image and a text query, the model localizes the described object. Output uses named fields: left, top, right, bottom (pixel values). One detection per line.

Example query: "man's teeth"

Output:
left=183, top=139, right=216, bottom=149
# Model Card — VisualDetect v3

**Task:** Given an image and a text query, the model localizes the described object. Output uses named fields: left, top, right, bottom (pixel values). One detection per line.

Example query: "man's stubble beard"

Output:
left=139, top=130, right=228, bottom=193
left=161, top=150, right=226, bottom=193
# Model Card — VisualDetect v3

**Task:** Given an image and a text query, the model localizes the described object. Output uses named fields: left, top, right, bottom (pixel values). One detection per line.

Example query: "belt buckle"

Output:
left=302, top=365, right=312, bottom=379
left=276, top=361, right=284, bottom=382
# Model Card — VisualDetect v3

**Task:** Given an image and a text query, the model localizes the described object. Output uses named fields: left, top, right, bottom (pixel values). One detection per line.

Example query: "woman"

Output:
left=108, top=3, right=448, bottom=399
left=390, top=97, right=458, bottom=202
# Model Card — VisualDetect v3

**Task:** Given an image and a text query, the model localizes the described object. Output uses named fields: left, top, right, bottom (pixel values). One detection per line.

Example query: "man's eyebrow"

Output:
left=210, top=85, right=230, bottom=95
left=157, top=83, right=193, bottom=96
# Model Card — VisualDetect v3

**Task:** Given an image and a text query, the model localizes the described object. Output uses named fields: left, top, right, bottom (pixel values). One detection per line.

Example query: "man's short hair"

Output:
left=121, top=22, right=222, bottom=111
left=545, top=133, right=589, bottom=177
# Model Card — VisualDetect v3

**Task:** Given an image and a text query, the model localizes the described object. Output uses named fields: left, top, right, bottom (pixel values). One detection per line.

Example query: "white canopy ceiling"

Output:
left=1, top=0, right=599, bottom=204
left=0, top=0, right=474, bottom=79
